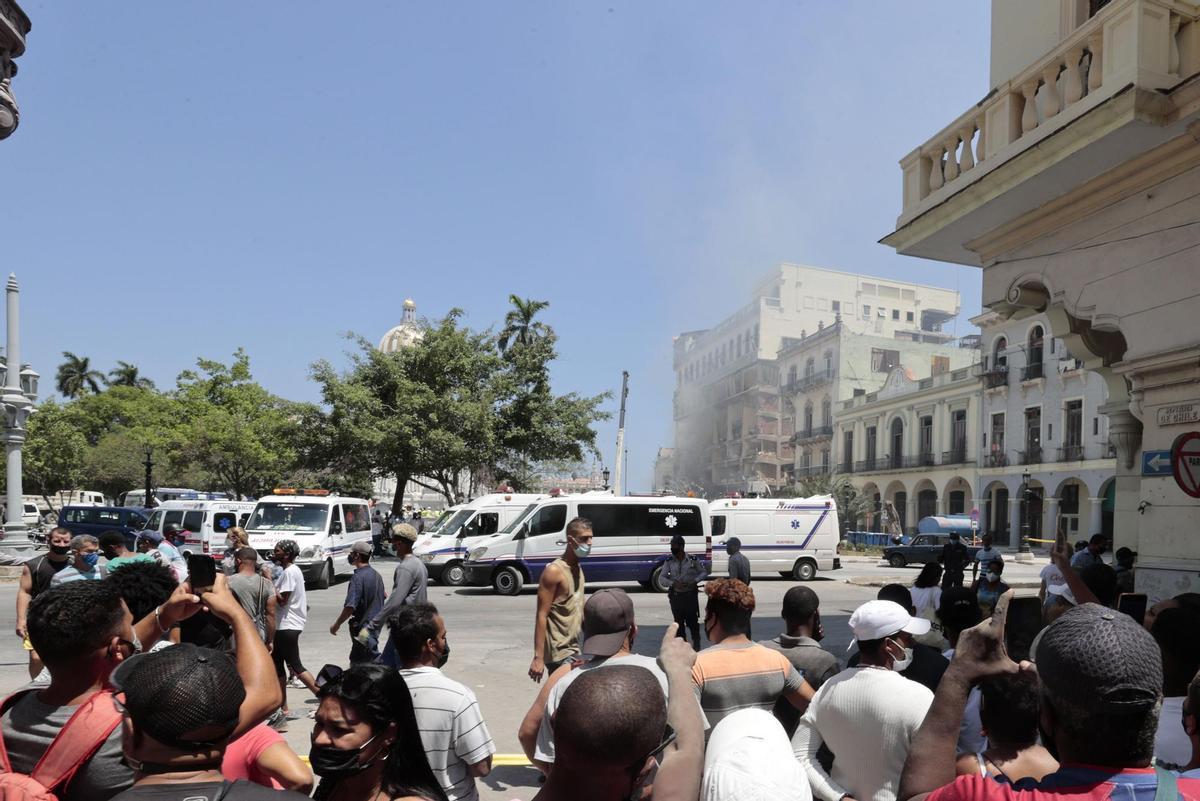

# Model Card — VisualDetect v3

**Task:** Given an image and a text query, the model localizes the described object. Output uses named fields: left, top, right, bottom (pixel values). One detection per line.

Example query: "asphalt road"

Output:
left=0, top=553, right=1048, bottom=801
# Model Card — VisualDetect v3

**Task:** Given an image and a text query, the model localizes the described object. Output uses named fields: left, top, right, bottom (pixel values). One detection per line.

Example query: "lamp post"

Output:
left=602, top=467, right=610, bottom=492
left=1018, top=468, right=1032, bottom=554
left=0, top=274, right=37, bottom=560
left=143, top=447, right=154, bottom=508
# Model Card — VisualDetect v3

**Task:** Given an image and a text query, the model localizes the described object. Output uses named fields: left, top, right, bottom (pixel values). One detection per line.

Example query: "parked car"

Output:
left=883, top=533, right=980, bottom=568
left=57, top=505, right=149, bottom=547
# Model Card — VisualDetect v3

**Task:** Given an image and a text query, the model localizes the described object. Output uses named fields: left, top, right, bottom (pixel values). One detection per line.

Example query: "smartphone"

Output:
left=1004, top=596, right=1044, bottom=663
left=1117, top=593, right=1148, bottom=623
left=187, top=553, right=217, bottom=594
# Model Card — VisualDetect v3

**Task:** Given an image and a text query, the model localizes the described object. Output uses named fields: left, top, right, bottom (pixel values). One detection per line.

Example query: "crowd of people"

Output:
left=4, top=517, right=1200, bottom=801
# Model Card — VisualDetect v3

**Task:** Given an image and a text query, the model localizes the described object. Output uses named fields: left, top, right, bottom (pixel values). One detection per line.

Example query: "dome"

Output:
left=378, top=299, right=424, bottom=353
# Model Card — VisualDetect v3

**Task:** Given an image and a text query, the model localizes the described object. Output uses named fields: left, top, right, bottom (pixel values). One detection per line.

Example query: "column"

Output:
left=1009, top=498, right=1024, bottom=549
left=1088, top=497, right=1104, bottom=538
left=1101, top=401, right=1143, bottom=555
left=1045, top=497, right=1059, bottom=543
left=0, top=273, right=33, bottom=554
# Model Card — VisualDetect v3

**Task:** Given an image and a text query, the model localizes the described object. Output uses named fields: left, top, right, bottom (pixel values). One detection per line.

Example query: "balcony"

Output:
left=1022, top=363, right=1044, bottom=382
left=795, top=369, right=836, bottom=394
left=1019, top=446, right=1044, bottom=465
left=980, top=367, right=1009, bottom=390
left=796, top=464, right=829, bottom=478
left=981, top=451, right=1009, bottom=468
left=915, top=451, right=938, bottom=468
left=841, top=461, right=854, bottom=475
left=942, top=447, right=969, bottom=465
left=883, top=0, right=1200, bottom=266
left=794, top=424, right=834, bottom=443
left=1057, top=444, right=1086, bottom=462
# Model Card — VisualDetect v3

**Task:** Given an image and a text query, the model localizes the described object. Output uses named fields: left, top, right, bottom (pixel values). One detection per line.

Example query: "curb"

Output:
left=844, top=576, right=1042, bottom=589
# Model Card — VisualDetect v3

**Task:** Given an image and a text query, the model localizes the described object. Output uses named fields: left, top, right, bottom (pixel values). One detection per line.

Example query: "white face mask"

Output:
left=987, top=571, right=1001, bottom=583
left=888, top=638, right=914, bottom=672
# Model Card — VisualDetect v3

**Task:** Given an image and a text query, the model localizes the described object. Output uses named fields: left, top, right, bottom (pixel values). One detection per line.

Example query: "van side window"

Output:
left=238, top=513, right=251, bottom=527
left=465, top=512, right=499, bottom=537
left=330, top=506, right=343, bottom=531
left=529, top=505, right=567, bottom=537
left=127, top=512, right=147, bottom=529
left=342, top=504, right=371, bottom=533
left=146, top=510, right=163, bottom=530
left=578, top=504, right=624, bottom=537
left=644, top=505, right=703, bottom=536
left=212, top=513, right=236, bottom=533
left=712, top=515, right=727, bottom=537
left=97, top=509, right=121, bottom=526
left=164, top=511, right=185, bottom=530
left=182, top=511, right=204, bottom=532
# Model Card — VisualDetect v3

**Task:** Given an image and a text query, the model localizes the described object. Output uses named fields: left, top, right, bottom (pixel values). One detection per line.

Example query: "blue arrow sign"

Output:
left=1142, top=449, right=1173, bottom=476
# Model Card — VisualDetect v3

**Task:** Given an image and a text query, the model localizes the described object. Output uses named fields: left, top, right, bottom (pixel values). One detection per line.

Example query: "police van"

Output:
left=142, top=498, right=258, bottom=557
left=707, top=496, right=841, bottom=580
left=462, top=494, right=711, bottom=595
left=414, top=493, right=546, bottom=585
left=244, top=489, right=374, bottom=588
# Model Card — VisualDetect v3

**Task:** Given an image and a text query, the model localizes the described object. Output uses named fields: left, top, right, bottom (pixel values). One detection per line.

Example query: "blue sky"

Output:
left=7, top=2, right=991, bottom=490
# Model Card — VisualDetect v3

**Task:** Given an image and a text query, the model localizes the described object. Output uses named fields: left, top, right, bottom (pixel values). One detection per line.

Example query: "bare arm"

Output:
left=134, top=581, right=202, bottom=651
left=518, top=661, right=571, bottom=767
left=15, top=566, right=32, bottom=638
left=201, top=574, right=281, bottom=737
left=330, top=606, right=354, bottom=635
left=264, top=590, right=277, bottom=646
left=468, top=755, right=492, bottom=778
left=255, top=741, right=314, bottom=793
left=653, top=623, right=705, bottom=801
left=528, top=564, right=563, bottom=683
left=784, top=677, right=815, bottom=713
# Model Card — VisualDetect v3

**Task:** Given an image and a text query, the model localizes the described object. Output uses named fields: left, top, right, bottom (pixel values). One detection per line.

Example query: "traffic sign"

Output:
left=1142, top=450, right=1173, bottom=476
left=969, top=508, right=979, bottom=523
left=1170, top=432, right=1200, bottom=499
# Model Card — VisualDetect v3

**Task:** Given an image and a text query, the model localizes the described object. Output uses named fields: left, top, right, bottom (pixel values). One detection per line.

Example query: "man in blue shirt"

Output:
left=1071, top=533, right=1108, bottom=570
left=330, top=540, right=386, bottom=663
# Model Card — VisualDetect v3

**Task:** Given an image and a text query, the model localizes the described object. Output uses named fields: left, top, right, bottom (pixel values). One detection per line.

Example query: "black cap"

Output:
left=1036, top=603, right=1161, bottom=710
left=670, top=535, right=685, bottom=549
left=111, top=644, right=244, bottom=747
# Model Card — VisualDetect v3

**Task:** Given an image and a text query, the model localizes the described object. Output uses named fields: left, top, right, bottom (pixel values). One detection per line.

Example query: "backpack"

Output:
left=0, top=689, right=122, bottom=801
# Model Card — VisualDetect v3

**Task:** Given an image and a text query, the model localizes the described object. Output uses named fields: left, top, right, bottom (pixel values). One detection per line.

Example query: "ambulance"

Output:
left=707, top=496, right=841, bottom=580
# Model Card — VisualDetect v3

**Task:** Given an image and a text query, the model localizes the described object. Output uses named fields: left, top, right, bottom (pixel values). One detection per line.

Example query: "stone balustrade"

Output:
left=899, top=0, right=1199, bottom=221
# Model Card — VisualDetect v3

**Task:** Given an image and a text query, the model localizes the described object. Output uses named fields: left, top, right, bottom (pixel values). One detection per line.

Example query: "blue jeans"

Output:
left=349, top=628, right=379, bottom=664
left=379, top=631, right=398, bottom=667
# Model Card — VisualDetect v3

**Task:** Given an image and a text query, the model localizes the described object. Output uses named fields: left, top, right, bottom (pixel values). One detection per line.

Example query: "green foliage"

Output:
left=106, top=361, right=155, bottom=390
left=55, top=351, right=104, bottom=399
left=794, top=472, right=873, bottom=534
left=24, top=401, right=87, bottom=501
left=498, top=295, right=550, bottom=354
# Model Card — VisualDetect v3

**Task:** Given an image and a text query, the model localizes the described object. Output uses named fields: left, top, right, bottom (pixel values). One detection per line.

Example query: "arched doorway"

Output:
left=982, top=480, right=1010, bottom=545
left=1053, top=477, right=1087, bottom=538
left=885, top=480, right=908, bottom=534
left=861, top=482, right=881, bottom=532
left=943, top=477, right=972, bottom=516
left=1099, top=478, right=1115, bottom=539
left=1018, top=478, right=1045, bottom=543
left=914, top=479, right=938, bottom=522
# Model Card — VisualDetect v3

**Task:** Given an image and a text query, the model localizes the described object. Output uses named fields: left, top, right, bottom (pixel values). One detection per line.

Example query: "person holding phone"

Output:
left=971, top=560, right=1009, bottom=616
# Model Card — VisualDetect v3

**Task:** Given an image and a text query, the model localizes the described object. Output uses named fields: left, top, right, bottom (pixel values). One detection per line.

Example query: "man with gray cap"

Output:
left=899, top=594, right=1200, bottom=801
left=519, top=588, right=668, bottom=772
left=329, top=540, right=386, bottom=663
left=360, top=522, right=427, bottom=668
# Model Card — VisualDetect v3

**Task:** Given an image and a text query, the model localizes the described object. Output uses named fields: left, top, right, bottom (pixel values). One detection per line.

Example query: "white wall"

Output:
left=990, top=0, right=1067, bottom=87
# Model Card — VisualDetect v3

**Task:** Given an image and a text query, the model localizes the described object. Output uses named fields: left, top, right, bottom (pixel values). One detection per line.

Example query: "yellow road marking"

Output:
left=300, top=753, right=532, bottom=767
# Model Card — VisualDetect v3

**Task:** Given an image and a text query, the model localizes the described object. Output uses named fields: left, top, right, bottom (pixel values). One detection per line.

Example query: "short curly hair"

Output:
left=106, top=560, right=178, bottom=622
left=28, top=581, right=126, bottom=668
left=704, top=578, right=755, bottom=635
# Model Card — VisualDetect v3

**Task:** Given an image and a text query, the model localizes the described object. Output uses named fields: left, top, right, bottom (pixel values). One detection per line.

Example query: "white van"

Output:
left=707, top=496, right=841, bottom=581
left=463, top=494, right=711, bottom=595
left=118, top=488, right=228, bottom=508
left=244, top=490, right=373, bottom=588
left=414, top=493, right=546, bottom=586
left=143, top=499, right=258, bottom=557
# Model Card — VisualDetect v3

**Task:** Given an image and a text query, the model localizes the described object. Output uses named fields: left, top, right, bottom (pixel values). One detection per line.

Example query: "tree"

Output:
left=24, top=400, right=87, bottom=508
left=55, top=352, right=104, bottom=399
left=174, top=349, right=301, bottom=499
left=498, top=295, right=550, bottom=354
left=106, top=361, right=155, bottom=389
left=794, top=472, right=873, bottom=537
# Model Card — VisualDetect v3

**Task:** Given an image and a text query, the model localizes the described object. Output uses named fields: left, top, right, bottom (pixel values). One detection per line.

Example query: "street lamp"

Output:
left=1019, top=468, right=1032, bottom=553
left=602, top=467, right=611, bottom=491
left=143, top=447, right=155, bottom=509
left=0, top=274, right=36, bottom=559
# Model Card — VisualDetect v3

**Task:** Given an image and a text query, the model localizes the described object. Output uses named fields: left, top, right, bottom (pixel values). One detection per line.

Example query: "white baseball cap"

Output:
left=1047, top=583, right=1077, bottom=606
left=847, top=600, right=931, bottom=650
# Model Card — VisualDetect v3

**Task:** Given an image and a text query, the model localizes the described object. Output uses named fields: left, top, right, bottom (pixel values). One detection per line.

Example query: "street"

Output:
left=0, top=554, right=1048, bottom=801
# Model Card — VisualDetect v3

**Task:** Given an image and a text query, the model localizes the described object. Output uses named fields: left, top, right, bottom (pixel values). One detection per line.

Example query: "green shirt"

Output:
left=105, top=554, right=153, bottom=571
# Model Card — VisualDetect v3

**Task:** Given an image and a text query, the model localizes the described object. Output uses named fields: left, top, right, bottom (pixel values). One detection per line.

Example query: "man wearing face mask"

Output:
left=528, top=517, right=592, bottom=683
left=793, top=600, right=935, bottom=801
left=329, top=541, right=385, bottom=664
left=16, top=526, right=73, bottom=677
left=51, top=534, right=107, bottom=585
left=394, top=603, right=495, bottom=801
left=663, top=535, right=707, bottom=650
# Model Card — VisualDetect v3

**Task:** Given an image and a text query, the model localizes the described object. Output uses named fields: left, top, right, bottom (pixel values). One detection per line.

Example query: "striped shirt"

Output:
left=400, top=666, right=496, bottom=801
left=691, top=640, right=805, bottom=730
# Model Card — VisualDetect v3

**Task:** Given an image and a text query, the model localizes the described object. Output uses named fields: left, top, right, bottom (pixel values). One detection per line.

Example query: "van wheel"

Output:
left=888, top=553, right=907, bottom=568
left=792, top=560, right=817, bottom=581
left=649, top=564, right=670, bottom=593
left=493, top=566, right=524, bottom=596
left=314, top=560, right=333, bottom=590
left=442, top=561, right=466, bottom=586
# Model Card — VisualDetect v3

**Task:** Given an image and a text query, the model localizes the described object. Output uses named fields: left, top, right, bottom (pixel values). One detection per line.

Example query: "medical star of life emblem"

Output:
left=791, top=519, right=802, bottom=529
left=665, top=515, right=678, bottom=528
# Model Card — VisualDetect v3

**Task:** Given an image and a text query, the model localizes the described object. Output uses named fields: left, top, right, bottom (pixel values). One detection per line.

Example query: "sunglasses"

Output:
left=630, top=725, right=676, bottom=772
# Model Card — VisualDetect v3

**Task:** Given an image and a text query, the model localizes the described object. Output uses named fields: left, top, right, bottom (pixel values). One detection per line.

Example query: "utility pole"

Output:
left=612, top=371, right=629, bottom=497
left=143, top=447, right=154, bottom=508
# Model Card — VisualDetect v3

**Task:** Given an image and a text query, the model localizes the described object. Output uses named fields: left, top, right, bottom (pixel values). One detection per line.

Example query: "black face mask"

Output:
left=309, top=735, right=378, bottom=778
left=49, top=544, right=70, bottom=556
left=437, top=640, right=450, bottom=668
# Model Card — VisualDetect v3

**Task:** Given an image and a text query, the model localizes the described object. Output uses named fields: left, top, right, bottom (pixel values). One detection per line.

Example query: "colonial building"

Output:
left=836, top=366, right=981, bottom=534
left=974, top=309, right=1116, bottom=547
left=0, top=2, right=30, bottom=141
left=652, top=447, right=676, bottom=493
left=778, top=320, right=977, bottom=483
left=881, top=0, right=1200, bottom=595
left=672, top=263, right=960, bottom=496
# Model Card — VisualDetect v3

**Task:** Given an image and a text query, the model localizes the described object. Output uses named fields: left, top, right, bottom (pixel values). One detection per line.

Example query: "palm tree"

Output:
left=55, top=351, right=104, bottom=398
left=498, top=295, right=550, bottom=353
left=796, top=472, right=873, bottom=536
left=107, top=361, right=155, bottom=389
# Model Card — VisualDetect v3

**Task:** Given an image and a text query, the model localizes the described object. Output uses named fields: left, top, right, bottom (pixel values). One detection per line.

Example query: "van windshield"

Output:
left=436, top=509, right=474, bottom=537
left=247, top=502, right=328, bottom=532
left=424, top=509, right=455, bottom=536
left=500, top=504, right=539, bottom=535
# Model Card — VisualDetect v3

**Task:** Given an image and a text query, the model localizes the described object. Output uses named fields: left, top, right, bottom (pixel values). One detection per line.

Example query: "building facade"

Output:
left=779, top=320, right=977, bottom=483
left=0, top=2, right=30, bottom=141
left=837, top=366, right=981, bottom=534
left=882, top=0, right=1200, bottom=595
left=652, top=447, right=676, bottom=493
left=974, top=310, right=1116, bottom=547
left=672, top=263, right=960, bottom=496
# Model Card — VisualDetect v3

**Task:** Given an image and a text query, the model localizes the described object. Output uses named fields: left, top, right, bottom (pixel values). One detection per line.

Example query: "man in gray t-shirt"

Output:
left=363, top=523, right=428, bottom=667
left=226, top=547, right=276, bottom=644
